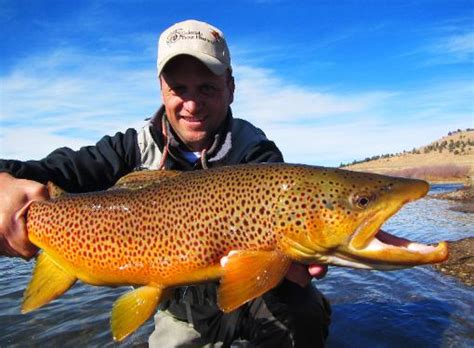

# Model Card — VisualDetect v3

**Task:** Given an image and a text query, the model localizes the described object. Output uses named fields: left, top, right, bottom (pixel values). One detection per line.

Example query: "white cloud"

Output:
left=0, top=127, right=90, bottom=160
left=264, top=117, right=468, bottom=166
left=1, top=48, right=472, bottom=167
left=233, top=65, right=396, bottom=123
left=0, top=49, right=160, bottom=160
left=444, top=32, right=474, bottom=54
left=425, top=31, right=474, bottom=65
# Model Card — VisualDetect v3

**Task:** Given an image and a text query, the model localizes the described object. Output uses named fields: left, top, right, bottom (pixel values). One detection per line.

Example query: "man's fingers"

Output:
left=308, top=264, right=328, bottom=279
left=286, top=263, right=312, bottom=288
left=9, top=216, right=38, bottom=259
left=286, top=263, right=330, bottom=287
left=0, top=173, right=46, bottom=260
left=0, top=225, right=38, bottom=259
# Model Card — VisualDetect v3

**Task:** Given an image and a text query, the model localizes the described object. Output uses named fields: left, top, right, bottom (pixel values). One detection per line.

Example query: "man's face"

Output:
left=160, top=55, right=234, bottom=152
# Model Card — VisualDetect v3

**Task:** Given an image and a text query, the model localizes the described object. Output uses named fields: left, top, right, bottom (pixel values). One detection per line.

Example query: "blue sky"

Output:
left=1, top=0, right=473, bottom=166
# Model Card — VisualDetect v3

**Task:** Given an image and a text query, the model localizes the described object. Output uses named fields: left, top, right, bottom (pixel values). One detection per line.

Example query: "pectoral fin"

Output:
left=218, top=250, right=291, bottom=312
left=111, top=285, right=163, bottom=341
left=22, top=252, right=76, bottom=313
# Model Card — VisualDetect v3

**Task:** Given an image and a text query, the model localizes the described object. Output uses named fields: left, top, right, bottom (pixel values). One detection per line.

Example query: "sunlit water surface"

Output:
left=0, top=185, right=472, bottom=347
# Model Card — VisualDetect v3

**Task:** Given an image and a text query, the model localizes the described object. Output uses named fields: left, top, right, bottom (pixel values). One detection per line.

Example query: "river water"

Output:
left=0, top=184, right=473, bottom=347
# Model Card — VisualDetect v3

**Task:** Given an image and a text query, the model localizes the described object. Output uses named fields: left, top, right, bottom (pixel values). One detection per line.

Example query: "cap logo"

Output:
left=210, top=30, right=221, bottom=41
left=166, top=28, right=219, bottom=47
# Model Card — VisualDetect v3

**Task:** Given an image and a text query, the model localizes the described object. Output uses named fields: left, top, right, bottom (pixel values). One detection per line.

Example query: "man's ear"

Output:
left=159, top=75, right=164, bottom=90
left=159, top=75, right=165, bottom=102
left=227, top=73, right=235, bottom=104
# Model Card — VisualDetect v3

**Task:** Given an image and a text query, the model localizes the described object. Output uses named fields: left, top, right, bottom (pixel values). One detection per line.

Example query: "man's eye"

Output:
left=200, top=85, right=217, bottom=95
left=171, top=86, right=186, bottom=94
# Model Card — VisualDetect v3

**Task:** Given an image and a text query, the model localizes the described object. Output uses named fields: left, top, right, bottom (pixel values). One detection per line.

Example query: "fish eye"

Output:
left=353, top=194, right=373, bottom=209
left=357, top=197, right=370, bottom=207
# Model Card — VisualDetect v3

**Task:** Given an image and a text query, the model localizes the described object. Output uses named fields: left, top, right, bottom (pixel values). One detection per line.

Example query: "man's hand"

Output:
left=285, top=262, right=328, bottom=288
left=0, top=173, right=49, bottom=259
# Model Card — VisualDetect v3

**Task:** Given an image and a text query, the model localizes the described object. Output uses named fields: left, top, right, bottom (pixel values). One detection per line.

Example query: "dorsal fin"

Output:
left=46, top=182, right=67, bottom=199
left=111, top=170, right=181, bottom=191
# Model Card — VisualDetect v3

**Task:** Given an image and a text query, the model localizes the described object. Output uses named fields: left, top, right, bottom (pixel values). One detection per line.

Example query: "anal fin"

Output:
left=218, top=250, right=291, bottom=313
left=111, top=285, right=163, bottom=341
left=22, top=252, right=77, bottom=313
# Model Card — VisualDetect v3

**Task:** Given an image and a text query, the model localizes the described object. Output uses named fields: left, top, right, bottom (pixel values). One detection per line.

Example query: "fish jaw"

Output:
left=327, top=230, right=449, bottom=270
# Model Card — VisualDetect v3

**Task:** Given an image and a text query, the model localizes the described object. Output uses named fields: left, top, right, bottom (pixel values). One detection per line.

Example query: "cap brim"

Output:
left=158, top=50, right=228, bottom=76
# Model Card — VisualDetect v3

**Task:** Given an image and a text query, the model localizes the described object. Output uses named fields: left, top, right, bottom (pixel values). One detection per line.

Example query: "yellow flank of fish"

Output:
left=22, top=163, right=448, bottom=341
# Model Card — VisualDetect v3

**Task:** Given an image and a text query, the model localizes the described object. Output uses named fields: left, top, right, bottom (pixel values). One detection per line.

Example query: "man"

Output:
left=0, top=20, right=331, bottom=347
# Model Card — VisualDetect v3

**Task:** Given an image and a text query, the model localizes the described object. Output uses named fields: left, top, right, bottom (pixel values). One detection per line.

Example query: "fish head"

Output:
left=276, top=166, right=448, bottom=270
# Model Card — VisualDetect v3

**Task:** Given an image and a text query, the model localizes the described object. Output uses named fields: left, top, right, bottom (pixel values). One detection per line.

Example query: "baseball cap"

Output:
left=157, top=19, right=231, bottom=76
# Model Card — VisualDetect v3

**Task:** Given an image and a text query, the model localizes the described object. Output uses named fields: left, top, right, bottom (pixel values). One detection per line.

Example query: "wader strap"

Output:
left=182, top=287, right=195, bottom=328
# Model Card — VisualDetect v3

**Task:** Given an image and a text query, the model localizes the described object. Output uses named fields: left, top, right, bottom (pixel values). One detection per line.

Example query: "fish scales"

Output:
left=22, top=163, right=449, bottom=341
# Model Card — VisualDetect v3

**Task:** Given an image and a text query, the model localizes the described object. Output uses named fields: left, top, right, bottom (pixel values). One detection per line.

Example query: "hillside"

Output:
left=343, top=129, right=474, bottom=183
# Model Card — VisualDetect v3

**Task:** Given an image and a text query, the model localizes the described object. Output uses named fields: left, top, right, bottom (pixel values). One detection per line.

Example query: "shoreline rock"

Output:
left=432, top=237, right=473, bottom=287
left=428, top=184, right=474, bottom=213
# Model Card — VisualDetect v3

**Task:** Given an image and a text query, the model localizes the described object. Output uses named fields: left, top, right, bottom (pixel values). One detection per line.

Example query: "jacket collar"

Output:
left=149, top=106, right=234, bottom=169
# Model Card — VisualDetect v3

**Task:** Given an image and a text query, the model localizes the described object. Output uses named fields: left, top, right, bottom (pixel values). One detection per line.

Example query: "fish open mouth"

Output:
left=362, top=229, right=447, bottom=262
left=374, top=229, right=441, bottom=253
left=345, top=220, right=448, bottom=270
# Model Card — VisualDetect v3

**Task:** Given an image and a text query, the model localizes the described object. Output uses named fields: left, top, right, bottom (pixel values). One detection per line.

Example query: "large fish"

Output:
left=21, top=163, right=448, bottom=341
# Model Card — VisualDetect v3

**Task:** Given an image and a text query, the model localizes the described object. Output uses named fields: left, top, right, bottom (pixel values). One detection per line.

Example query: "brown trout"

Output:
left=22, top=163, right=448, bottom=341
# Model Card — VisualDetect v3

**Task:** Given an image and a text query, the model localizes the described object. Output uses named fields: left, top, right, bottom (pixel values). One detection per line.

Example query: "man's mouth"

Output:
left=181, top=115, right=205, bottom=123
left=180, top=116, right=207, bottom=129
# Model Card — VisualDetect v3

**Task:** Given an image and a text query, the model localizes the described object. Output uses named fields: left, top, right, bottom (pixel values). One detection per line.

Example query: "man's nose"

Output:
left=183, top=95, right=203, bottom=114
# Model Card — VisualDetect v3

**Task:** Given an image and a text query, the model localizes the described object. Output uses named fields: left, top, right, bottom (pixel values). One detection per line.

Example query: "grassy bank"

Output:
left=385, top=164, right=470, bottom=183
